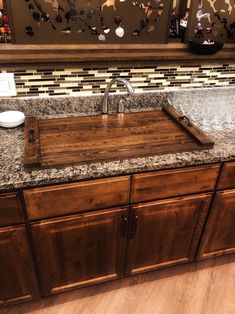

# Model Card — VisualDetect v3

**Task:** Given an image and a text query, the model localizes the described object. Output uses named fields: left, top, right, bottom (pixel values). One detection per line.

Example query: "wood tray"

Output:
left=24, top=106, right=214, bottom=168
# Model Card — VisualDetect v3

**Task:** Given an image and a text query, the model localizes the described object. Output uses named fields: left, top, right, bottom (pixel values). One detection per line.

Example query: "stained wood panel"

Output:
left=24, top=109, right=214, bottom=168
left=131, top=164, right=220, bottom=203
left=24, top=176, right=130, bottom=220
left=217, top=162, right=235, bottom=190
left=0, top=226, right=39, bottom=306
left=1, top=44, right=235, bottom=64
left=0, top=192, right=24, bottom=226
left=31, top=207, right=128, bottom=296
left=198, top=189, right=235, bottom=260
left=125, top=193, right=212, bottom=276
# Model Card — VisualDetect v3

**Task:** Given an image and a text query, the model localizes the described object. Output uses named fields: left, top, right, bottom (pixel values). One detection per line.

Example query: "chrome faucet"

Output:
left=102, top=78, right=134, bottom=114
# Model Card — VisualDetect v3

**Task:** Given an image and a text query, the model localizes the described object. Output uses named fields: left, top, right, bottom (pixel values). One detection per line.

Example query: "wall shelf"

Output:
left=0, top=43, right=235, bottom=65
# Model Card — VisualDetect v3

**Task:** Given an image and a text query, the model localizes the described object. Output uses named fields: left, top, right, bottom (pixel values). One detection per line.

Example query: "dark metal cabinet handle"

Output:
left=121, top=213, right=128, bottom=237
left=28, top=129, right=36, bottom=143
left=129, top=211, right=138, bottom=239
left=179, top=115, right=192, bottom=127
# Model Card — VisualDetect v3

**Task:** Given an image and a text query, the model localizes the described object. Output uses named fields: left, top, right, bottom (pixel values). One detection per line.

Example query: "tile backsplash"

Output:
left=1, top=63, right=235, bottom=98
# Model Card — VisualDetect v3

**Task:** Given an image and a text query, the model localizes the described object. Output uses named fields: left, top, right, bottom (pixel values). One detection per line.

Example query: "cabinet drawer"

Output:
left=0, top=193, right=24, bottom=226
left=24, top=176, right=131, bottom=220
left=217, top=162, right=235, bottom=190
left=131, top=164, right=220, bottom=203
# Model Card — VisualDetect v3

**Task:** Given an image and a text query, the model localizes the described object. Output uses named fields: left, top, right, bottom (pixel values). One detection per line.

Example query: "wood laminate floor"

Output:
left=1, top=255, right=235, bottom=314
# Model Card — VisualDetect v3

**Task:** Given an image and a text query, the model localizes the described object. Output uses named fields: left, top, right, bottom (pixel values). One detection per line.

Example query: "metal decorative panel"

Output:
left=8, top=0, right=172, bottom=44
left=187, top=0, right=235, bottom=42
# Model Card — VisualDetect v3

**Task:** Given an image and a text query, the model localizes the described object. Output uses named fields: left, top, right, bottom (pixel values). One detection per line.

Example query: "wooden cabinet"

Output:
left=1, top=162, right=233, bottom=307
left=217, top=162, right=235, bottom=190
left=125, top=193, right=212, bottom=276
left=31, top=207, right=128, bottom=296
left=0, top=226, right=39, bottom=306
left=198, top=189, right=235, bottom=260
left=23, top=165, right=220, bottom=298
left=0, top=192, right=24, bottom=227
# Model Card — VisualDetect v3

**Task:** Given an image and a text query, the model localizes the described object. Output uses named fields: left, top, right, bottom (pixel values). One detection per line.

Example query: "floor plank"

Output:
left=1, top=255, right=235, bottom=314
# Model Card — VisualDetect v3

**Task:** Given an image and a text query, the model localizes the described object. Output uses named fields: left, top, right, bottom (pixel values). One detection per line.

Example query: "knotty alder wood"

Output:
left=162, top=106, right=214, bottom=148
left=31, top=208, right=128, bottom=296
left=0, top=192, right=24, bottom=226
left=23, top=117, right=41, bottom=167
left=23, top=176, right=130, bottom=220
left=24, top=109, right=214, bottom=168
left=0, top=226, right=39, bottom=306
left=217, top=162, right=235, bottom=190
left=131, top=164, right=220, bottom=203
left=197, top=189, right=235, bottom=260
left=125, top=193, right=212, bottom=276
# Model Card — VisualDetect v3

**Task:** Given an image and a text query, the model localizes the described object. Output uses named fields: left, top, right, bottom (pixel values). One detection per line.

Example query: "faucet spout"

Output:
left=102, top=78, right=134, bottom=114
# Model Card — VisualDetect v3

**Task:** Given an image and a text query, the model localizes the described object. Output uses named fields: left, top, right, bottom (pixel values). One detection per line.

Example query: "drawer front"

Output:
left=0, top=193, right=24, bottom=226
left=217, top=162, right=235, bottom=190
left=24, top=176, right=131, bottom=220
left=131, top=164, right=220, bottom=203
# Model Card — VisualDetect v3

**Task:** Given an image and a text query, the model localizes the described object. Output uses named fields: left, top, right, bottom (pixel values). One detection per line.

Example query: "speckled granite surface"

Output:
left=0, top=89, right=234, bottom=191
left=0, top=93, right=167, bottom=117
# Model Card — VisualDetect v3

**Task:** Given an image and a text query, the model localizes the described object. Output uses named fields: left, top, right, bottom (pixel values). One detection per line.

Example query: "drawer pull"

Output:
left=28, top=129, right=36, bottom=143
left=121, top=213, right=128, bottom=237
left=179, top=116, right=192, bottom=127
left=129, top=211, right=138, bottom=239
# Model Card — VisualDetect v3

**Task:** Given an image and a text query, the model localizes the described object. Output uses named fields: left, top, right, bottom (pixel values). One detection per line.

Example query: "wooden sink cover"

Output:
left=24, top=106, right=214, bottom=168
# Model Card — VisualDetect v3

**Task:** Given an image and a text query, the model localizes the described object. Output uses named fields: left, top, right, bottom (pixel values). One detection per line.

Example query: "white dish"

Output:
left=0, top=111, right=25, bottom=128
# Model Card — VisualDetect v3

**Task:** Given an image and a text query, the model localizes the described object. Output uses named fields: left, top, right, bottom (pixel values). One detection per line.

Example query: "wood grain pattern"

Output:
left=31, top=208, right=128, bottom=296
left=24, top=110, right=214, bottom=168
left=24, top=176, right=130, bottom=220
left=0, top=192, right=24, bottom=226
left=0, top=226, right=39, bottom=307
left=217, top=162, right=235, bottom=190
left=131, top=164, right=220, bottom=203
left=23, top=117, right=41, bottom=167
left=1, top=44, right=235, bottom=64
left=198, top=189, right=235, bottom=260
left=163, top=105, right=214, bottom=148
left=125, top=193, right=212, bottom=276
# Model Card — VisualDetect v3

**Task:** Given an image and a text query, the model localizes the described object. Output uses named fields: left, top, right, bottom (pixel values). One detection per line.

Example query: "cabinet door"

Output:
left=0, top=226, right=39, bottom=307
left=198, top=189, right=235, bottom=260
left=125, top=194, right=212, bottom=276
left=32, top=208, right=128, bottom=296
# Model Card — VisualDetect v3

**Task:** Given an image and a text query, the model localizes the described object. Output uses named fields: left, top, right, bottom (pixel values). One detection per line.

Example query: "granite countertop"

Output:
left=0, top=89, right=235, bottom=191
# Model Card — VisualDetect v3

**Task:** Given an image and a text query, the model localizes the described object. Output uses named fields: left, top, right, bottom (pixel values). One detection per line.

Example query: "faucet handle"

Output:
left=118, top=98, right=125, bottom=113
